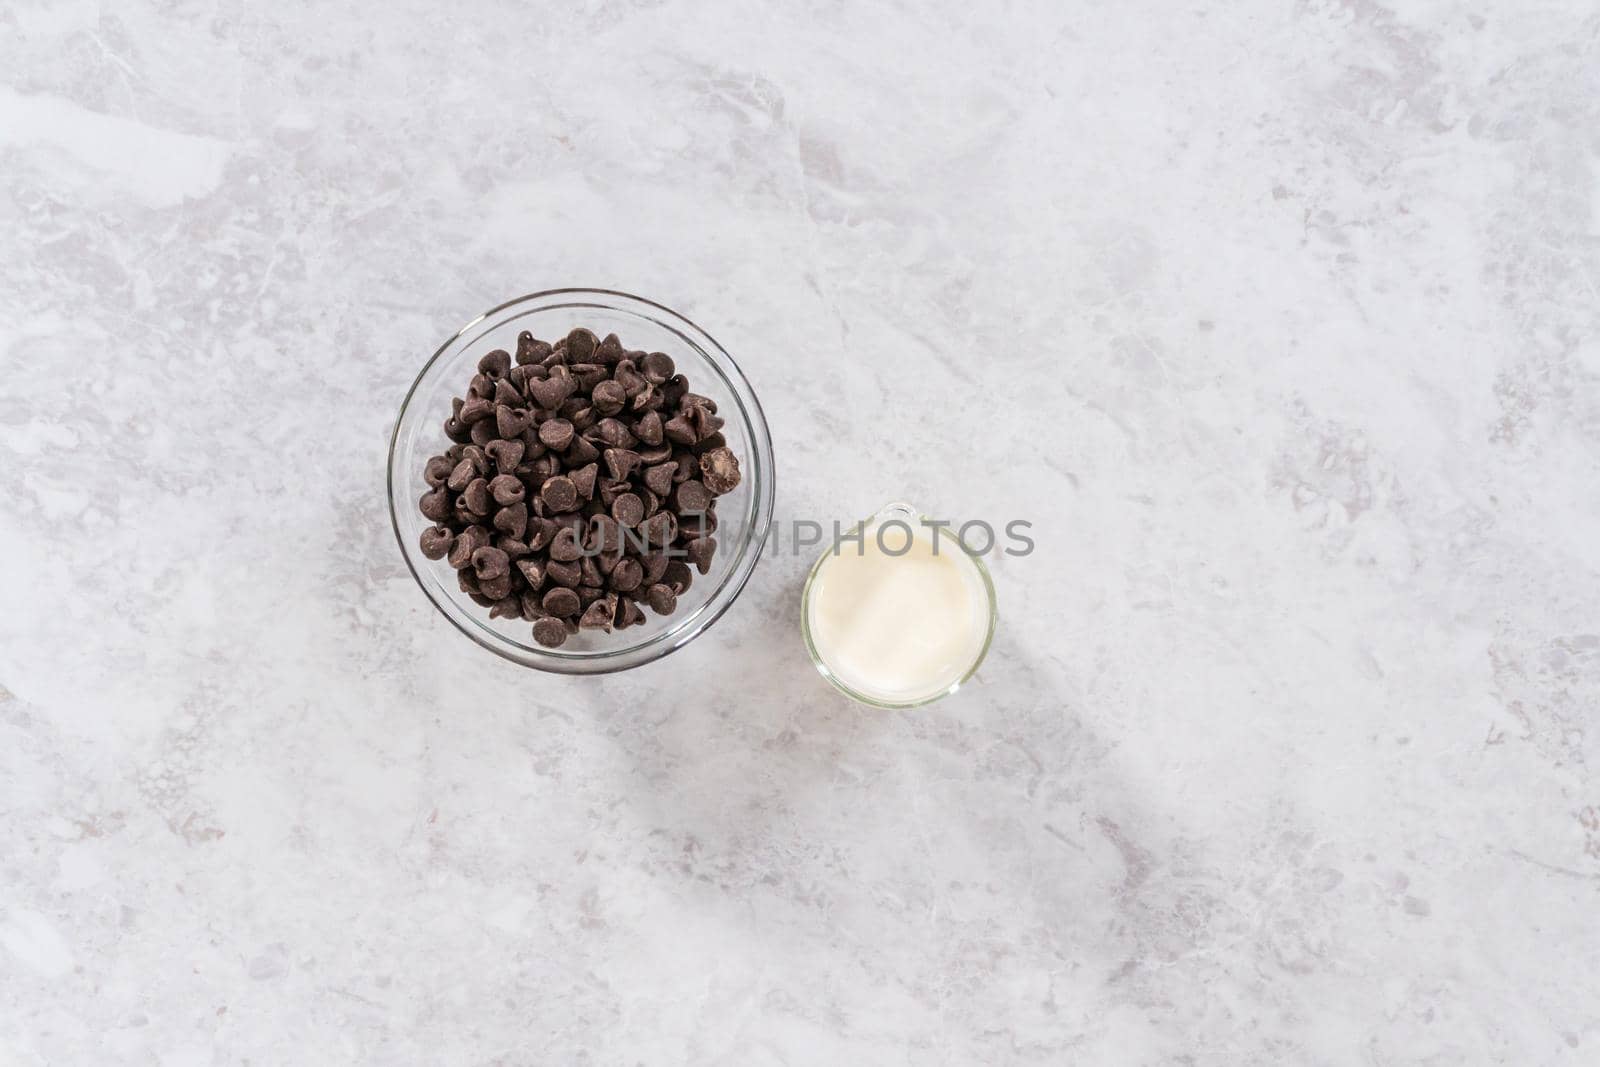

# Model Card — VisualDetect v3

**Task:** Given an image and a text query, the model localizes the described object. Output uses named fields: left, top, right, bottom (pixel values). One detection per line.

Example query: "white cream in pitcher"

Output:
left=804, top=506, right=993, bottom=705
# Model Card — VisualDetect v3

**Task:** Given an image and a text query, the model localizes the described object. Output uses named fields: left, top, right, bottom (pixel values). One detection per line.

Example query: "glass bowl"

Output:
left=388, top=288, right=775, bottom=674
left=799, top=502, right=997, bottom=708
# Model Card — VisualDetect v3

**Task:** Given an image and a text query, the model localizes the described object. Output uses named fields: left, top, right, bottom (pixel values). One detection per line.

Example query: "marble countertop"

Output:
left=4, top=1, right=1599, bottom=1063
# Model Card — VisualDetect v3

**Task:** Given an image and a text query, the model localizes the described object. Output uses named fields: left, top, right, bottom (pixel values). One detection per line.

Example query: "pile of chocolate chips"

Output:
left=417, top=327, right=741, bottom=648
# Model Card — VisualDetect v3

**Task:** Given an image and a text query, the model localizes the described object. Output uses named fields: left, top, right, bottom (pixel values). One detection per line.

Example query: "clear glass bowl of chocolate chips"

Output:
left=388, top=288, right=775, bottom=674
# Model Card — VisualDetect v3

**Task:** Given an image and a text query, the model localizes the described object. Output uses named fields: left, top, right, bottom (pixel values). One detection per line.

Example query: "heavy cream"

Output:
left=804, top=511, right=993, bottom=705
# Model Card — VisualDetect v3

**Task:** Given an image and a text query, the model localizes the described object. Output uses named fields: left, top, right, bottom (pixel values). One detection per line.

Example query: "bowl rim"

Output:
left=387, top=287, right=775, bottom=674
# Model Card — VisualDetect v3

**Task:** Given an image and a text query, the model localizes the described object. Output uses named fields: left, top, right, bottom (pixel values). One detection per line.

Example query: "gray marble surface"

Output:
left=4, top=1, right=1599, bottom=1063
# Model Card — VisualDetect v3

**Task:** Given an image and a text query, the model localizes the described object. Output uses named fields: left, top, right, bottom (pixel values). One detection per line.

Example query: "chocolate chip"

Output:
left=693, top=427, right=728, bottom=451
left=493, top=379, right=524, bottom=407
left=480, top=572, right=513, bottom=600
left=489, top=474, right=525, bottom=506
left=541, top=475, right=578, bottom=512
left=446, top=459, right=475, bottom=492
left=699, top=447, right=741, bottom=494
left=663, top=415, right=697, bottom=445
left=565, top=435, right=600, bottom=466
left=532, top=616, right=568, bottom=647
left=592, top=418, right=636, bottom=449
left=617, top=598, right=647, bottom=629
left=469, top=419, right=497, bottom=447
left=478, top=349, right=512, bottom=377
left=489, top=596, right=523, bottom=620
left=462, top=478, right=492, bottom=516
left=675, top=479, right=711, bottom=513
left=596, top=333, right=625, bottom=364
left=683, top=393, right=718, bottom=414
left=643, top=462, right=675, bottom=498
left=565, top=328, right=598, bottom=362
left=529, top=376, right=570, bottom=410
left=646, top=583, right=677, bottom=615
left=569, top=462, right=598, bottom=501
left=420, top=488, right=452, bottom=523
left=444, top=415, right=471, bottom=443
left=485, top=438, right=525, bottom=474
left=516, top=558, right=545, bottom=590
left=517, top=332, right=551, bottom=366
left=497, top=537, right=531, bottom=560
left=684, top=537, right=717, bottom=574
left=663, top=560, right=693, bottom=594
left=611, top=492, right=644, bottom=527
left=493, top=405, right=530, bottom=439
left=609, top=557, right=643, bottom=593
left=633, top=410, right=664, bottom=447
left=580, top=596, right=616, bottom=631
left=460, top=396, right=494, bottom=425
left=591, top=380, right=625, bottom=415
left=424, top=456, right=454, bottom=487
left=579, top=554, right=602, bottom=588
left=640, top=351, right=675, bottom=384
left=641, top=510, right=677, bottom=549
left=419, top=525, right=454, bottom=560
left=603, top=448, right=640, bottom=481
left=471, top=546, right=510, bottom=581
left=546, top=560, right=582, bottom=588
left=548, top=526, right=583, bottom=562
left=542, top=586, right=581, bottom=618
left=537, top=418, right=574, bottom=451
